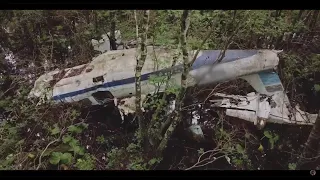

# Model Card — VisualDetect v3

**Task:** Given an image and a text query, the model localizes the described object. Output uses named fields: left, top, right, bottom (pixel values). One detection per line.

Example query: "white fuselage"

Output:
left=29, top=47, right=280, bottom=105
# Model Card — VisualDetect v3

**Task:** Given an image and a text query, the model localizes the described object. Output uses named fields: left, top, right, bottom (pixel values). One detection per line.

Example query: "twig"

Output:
left=188, top=22, right=215, bottom=66
left=197, top=148, right=222, bottom=163
left=36, top=128, right=65, bottom=170
left=49, top=31, right=54, bottom=63
left=185, top=153, right=231, bottom=170
left=36, top=139, right=59, bottom=170
left=203, top=83, right=221, bottom=103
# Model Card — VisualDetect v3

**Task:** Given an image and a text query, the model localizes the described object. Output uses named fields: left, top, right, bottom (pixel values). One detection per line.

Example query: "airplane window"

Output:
left=92, top=91, right=114, bottom=105
left=93, top=76, right=104, bottom=83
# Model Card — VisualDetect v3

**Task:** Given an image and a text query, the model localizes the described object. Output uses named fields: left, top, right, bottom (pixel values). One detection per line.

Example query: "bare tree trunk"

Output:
left=157, top=10, right=190, bottom=154
left=135, top=10, right=150, bottom=148
left=304, top=10, right=313, bottom=28
left=309, top=10, right=319, bottom=31
left=298, top=10, right=305, bottom=21
left=275, top=10, right=282, bottom=21
left=0, top=25, right=11, bottom=52
left=156, top=10, right=216, bottom=155
left=147, top=54, right=179, bottom=147
left=180, top=10, right=190, bottom=91
left=293, top=10, right=304, bottom=26
left=134, top=10, right=139, bottom=39
left=298, top=111, right=320, bottom=170
left=109, top=11, right=117, bottom=50
left=94, top=11, right=98, bottom=35
left=286, top=10, right=292, bottom=24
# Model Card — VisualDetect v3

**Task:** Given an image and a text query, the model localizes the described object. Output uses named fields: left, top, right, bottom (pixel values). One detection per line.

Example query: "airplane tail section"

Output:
left=241, top=70, right=285, bottom=95
left=211, top=71, right=318, bottom=128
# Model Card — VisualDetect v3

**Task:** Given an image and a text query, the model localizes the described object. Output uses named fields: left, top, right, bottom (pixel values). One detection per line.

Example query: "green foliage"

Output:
left=231, top=143, right=252, bottom=169
left=0, top=81, right=90, bottom=169
left=126, top=143, right=140, bottom=153
left=68, top=123, right=88, bottom=134
left=236, top=144, right=245, bottom=154
left=214, top=126, right=252, bottom=169
left=105, top=142, right=159, bottom=170
left=127, top=160, right=147, bottom=170
left=258, top=144, right=264, bottom=152
left=150, top=10, right=182, bottom=46
left=148, top=157, right=162, bottom=166
left=96, top=135, right=106, bottom=145
left=0, top=154, right=15, bottom=170
left=283, top=54, right=320, bottom=82
left=263, top=130, right=279, bottom=150
left=197, top=148, right=204, bottom=155
left=0, top=121, right=20, bottom=156
left=50, top=124, right=60, bottom=135
left=75, top=153, right=95, bottom=170
left=288, top=163, right=297, bottom=170
left=106, top=147, right=126, bottom=169
left=68, top=139, right=85, bottom=156
left=62, top=135, right=73, bottom=144
left=0, top=99, right=11, bottom=110
left=49, top=152, right=73, bottom=165
left=149, top=73, right=167, bottom=87
left=314, top=84, right=320, bottom=92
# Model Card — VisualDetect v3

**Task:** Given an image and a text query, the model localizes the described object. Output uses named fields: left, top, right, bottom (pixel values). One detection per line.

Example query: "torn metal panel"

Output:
left=213, top=92, right=318, bottom=126
left=116, top=95, right=147, bottom=121
left=211, top=70, right=318, bottom=126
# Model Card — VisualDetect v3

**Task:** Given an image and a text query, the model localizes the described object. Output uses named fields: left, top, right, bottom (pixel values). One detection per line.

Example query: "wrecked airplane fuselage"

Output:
left=28, top=47, right=318, bottom=131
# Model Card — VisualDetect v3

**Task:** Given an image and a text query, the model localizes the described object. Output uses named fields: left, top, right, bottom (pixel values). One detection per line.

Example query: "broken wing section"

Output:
left=212, top=71, right=318, bottom=126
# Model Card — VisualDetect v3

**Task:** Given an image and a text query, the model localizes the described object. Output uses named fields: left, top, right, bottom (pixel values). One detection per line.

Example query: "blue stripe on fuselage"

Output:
left=52, top=50, right=258, bottom=101
left=52, top=65, right=184, bottom=100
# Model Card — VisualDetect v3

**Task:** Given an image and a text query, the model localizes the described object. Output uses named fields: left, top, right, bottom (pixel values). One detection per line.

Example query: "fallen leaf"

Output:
left=258, top=144, right=264, bottom=152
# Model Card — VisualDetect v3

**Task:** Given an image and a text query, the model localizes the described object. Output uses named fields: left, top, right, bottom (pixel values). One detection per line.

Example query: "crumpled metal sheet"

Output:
left=211, top=91, right=318, bottom=126
left=116, top=95, right=146, bottom=121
